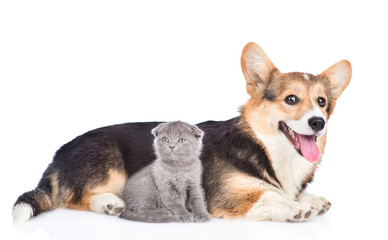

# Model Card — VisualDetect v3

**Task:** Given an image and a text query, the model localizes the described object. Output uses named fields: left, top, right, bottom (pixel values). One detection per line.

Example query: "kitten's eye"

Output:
left=317, top=97, right=326, bottom=107
left=161, top=137, right=169, bottom=143
left=284, top=95, right=299, bottom=105
left=178, top=138, right=186, bottom=143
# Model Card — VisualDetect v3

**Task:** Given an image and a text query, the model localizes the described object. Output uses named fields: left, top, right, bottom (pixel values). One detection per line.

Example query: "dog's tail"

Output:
left=13, top=166, right=57, bottom=223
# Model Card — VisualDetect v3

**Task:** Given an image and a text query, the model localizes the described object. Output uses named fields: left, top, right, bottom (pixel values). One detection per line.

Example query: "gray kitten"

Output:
left=120, top=121, right=211, bottom=223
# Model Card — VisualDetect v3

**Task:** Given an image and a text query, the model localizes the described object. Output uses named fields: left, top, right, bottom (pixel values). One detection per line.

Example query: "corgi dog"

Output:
left=13, top=42, right=351, bottom=223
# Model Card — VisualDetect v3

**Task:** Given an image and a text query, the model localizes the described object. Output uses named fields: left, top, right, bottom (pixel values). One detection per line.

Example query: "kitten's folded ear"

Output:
left=191, top=125, right=204, bottom=140
left=152, top=123, right=167, bottom=137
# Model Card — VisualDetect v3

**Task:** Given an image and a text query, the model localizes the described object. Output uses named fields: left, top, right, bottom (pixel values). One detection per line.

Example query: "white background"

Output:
left=1, top=1, right=387, bottom=239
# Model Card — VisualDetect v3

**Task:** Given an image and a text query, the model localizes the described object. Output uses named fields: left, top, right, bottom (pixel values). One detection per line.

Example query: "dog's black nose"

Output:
left=308, top=117, right=325, bottom=132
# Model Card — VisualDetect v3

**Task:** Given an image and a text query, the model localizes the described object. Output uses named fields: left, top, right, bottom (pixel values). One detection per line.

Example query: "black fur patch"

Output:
left=15, top=118, right=281, bottom=216
left=263, top=88, right=276, bottom=101
left=14, top=122, right=161, bottom=213
left=198, top=118, right=281, bottom=203
left=54, top=122, right=161, bottom=203
left=326, top=101, right=332, bottom=114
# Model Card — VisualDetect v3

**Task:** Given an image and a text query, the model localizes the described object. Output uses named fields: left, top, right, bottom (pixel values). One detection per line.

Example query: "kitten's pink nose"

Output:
left=169, top=146, right=175, bottom=150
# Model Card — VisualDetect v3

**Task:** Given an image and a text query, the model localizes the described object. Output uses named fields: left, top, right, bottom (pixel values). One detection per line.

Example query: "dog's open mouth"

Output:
left=279, top=121, right=319, bottom=163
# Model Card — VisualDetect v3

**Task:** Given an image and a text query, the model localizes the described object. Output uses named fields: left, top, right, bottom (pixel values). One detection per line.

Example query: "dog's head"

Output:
left=241, top=42, right=351, bottom=163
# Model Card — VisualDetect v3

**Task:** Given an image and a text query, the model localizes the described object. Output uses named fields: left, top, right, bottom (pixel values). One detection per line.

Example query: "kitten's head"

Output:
left=152, top=121, right=204, bottom=161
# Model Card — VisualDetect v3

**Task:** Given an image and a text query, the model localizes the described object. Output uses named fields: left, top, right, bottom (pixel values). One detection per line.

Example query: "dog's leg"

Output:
left=297, top=191, right=331, bottom=216
left=64, top=168, right=127, bottom=216
left=64, top=192, right=125, bottom=216
left=244, top=190, right=318, bottom=222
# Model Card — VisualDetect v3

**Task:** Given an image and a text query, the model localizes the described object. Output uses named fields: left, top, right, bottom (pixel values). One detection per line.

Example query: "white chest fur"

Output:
left=256, top=132, right=315, bottom=198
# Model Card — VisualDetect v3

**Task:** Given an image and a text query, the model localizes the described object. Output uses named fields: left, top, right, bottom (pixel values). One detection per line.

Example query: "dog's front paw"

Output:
left=297, top=192, right=331, bottom=216
left=288, top=202, right=318, bottom=222
left=315, top=196, right=331, bottom=215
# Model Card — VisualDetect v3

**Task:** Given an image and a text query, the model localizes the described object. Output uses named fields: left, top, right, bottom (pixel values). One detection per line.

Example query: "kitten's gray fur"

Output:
left=120, top=121, right=211, bottom=223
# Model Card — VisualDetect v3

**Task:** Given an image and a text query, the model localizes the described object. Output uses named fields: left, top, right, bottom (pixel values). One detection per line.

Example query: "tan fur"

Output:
left=48, top=172, right=59, bottom=207
left=241, top=72, right=333, bottom=155
left=238, top=119, right=274, bottom=161
left=234, top=42, right=351, bottom=221
left=36, top=188, right=54, bottom=212
left=91, top=169, right=127, bottom=196
left=241, top=42, right=276, bottom=96
left=317, top=131, right=327, bottom=156
left=64, top=193, right=94, bottom=211
left=64, top=169, right=127, bottom=211
left=210, top=172, right=266, bottom=219
left=47, top=172, right=73, bottom=210
left=319, top=60, right=352, bottom=116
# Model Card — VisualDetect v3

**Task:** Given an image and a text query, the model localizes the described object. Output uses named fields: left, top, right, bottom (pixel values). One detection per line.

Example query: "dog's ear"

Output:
left=241, top=42, right=277, bottom=97
left=319, top=60, right=352, bottom=115
left=321, top=60, right=352, bottom=100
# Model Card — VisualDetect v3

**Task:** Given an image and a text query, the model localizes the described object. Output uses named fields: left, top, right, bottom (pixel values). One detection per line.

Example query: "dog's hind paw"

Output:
left=89, top=193, right=125, bottom=216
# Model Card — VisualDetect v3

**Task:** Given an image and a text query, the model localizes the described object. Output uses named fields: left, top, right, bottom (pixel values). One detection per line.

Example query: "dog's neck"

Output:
left=239, top=112, right=318, bottom=198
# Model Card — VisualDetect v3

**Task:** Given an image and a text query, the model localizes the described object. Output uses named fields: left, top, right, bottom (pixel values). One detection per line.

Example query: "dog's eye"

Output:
left=317, top=97, right=326, bottom=107
left=284, top=95, right=299, bottom=105
left=161, top=137, right=169, bottom=143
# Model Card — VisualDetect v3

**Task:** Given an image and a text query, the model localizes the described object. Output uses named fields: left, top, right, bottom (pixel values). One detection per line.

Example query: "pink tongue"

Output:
left=298, top=134, right=319, bottom=162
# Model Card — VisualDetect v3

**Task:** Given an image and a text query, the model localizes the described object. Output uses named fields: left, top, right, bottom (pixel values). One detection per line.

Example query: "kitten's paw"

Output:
left=152, top=209, right=173, bottom=217
left=194, top=212, right=212, bottom=223
left=89, top=193, right=125, bottom=216
left=177, top=213, right=194, bottom=223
